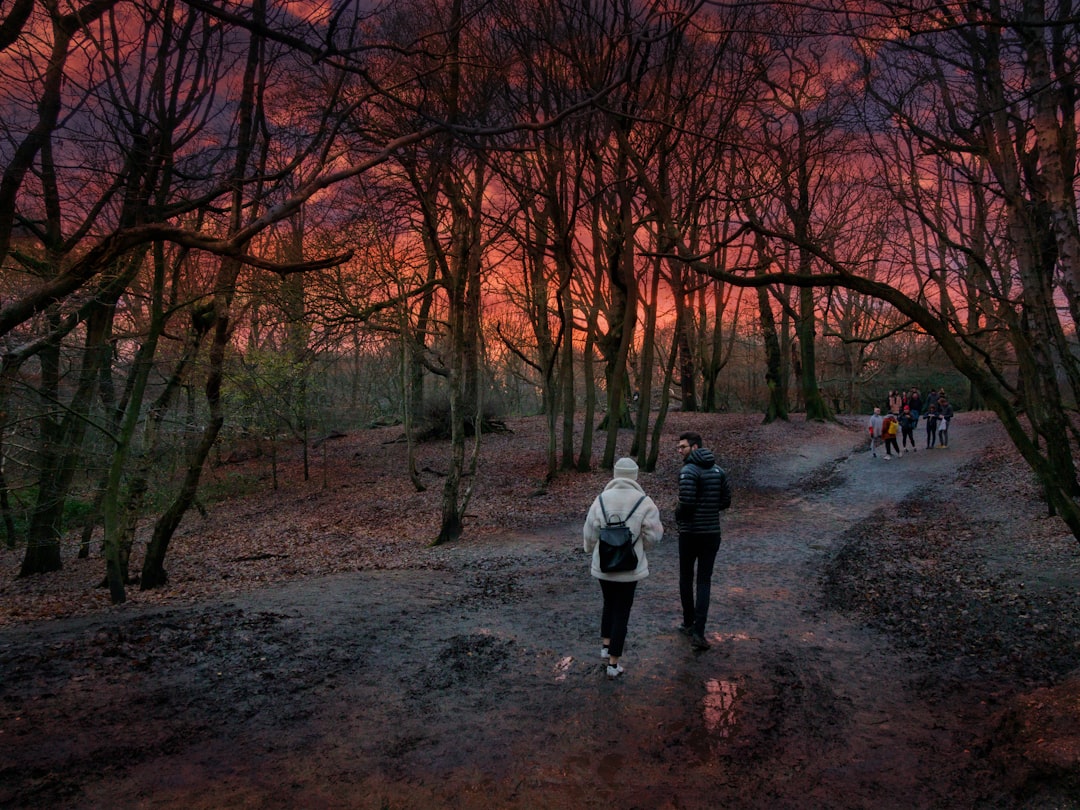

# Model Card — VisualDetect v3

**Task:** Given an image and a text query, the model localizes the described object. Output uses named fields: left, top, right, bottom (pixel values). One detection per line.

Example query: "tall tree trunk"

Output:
left=797, top=278, right=832, bottom=421
left=140, top=408, right=224, bottom=589
left=19, top=296, right=115, bottom=577
left=282, top=214, right=310, bottom=481
left=600, top=173, right=638, bottom=470
left=522, top=202, right=559, bottom=480
left=576, top=261, right=605, bottom=473
left=0, top=417, right=15, bottom=549
left=101, top=246, right=170, bottom=602
left=647, top=300, right=682, bottom=473
left=675, top=301, right=696, bottom=412
left=435, top=156, right=486, bottom=544
left=759, top=283, right=788, bottom=424
left=437, top=247, right=469, bottom=544
left=141, top=0, right=265, bottom=587
left=631, top=255, right=660, bottom=465
left=141, top=252, right=242, bottom=590
left=558, top=267, right=576, bottom=472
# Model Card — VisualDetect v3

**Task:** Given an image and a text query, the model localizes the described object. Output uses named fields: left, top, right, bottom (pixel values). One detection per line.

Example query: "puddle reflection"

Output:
left=702, top=678, right=739, bottom=737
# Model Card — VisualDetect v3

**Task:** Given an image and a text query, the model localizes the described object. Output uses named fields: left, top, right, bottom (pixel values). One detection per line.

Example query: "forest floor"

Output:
left=1, top=411, right=1079, bottom=809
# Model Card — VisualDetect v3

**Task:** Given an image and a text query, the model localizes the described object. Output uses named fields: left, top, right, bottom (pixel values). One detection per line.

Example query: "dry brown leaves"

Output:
left=0, top=410, right=1022, bottom=628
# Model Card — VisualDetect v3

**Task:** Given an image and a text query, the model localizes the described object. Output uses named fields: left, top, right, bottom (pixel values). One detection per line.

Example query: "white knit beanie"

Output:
left=613, top=457, right=639, bottom=480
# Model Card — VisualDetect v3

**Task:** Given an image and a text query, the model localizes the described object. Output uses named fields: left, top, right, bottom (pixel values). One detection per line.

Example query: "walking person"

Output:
left=924, top=389, right=938, bottom=424
left=675, top=432, right=733, bottom=652
left=583, top=458, right=663, bottom=680
left=888, top=389, right=904, bottom=416
left=937, top=395, right=954, bottom=447
left=925, top=404, right=939, bottom=449
left=908, top=388, right=922, bottom=422
left=867, top=406, right=884, bottom=458
left=882, top=411, right=900, bottom=459
left=898, top=405, right=917, bottom=453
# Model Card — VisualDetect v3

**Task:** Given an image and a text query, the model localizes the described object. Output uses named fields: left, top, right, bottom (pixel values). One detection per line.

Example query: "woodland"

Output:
left=1, top=0, right=1079, bottom=607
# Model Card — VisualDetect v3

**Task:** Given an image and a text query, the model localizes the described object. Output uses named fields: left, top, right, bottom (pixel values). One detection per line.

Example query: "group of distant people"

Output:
left=868, top=387, right=955, bottom=460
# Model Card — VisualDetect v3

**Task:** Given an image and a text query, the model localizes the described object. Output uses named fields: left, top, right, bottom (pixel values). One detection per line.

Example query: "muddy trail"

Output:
left=2, top=420, right=1079, bottom=809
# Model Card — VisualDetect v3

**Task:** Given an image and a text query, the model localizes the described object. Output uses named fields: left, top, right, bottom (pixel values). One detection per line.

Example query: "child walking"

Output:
left=899, top=406, right=917, bottom=454
left=925, top=404, right=939, bottom=449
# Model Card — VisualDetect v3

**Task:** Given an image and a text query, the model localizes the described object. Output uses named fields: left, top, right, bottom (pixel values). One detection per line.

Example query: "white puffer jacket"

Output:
left=582, top=477, right=663, bottom=582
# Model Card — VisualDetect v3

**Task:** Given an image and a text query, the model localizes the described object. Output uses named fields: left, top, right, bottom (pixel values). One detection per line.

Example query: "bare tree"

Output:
left=856, top=0, right=1080, bottom=533
left=738, top=14, right=873, bottom=422
left=485, top=0, right=598, bottom=479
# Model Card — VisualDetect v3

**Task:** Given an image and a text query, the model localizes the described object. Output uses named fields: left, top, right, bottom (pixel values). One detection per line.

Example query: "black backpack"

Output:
left=597, top=494, right=647, bottom=573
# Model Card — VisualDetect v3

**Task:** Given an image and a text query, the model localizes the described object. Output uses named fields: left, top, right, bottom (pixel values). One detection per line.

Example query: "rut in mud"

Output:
left=1, top=415, right=1079, bottom=809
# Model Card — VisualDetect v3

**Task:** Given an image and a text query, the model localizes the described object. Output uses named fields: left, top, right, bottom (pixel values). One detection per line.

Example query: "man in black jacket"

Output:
left=675, top=432, right=733, bottom=651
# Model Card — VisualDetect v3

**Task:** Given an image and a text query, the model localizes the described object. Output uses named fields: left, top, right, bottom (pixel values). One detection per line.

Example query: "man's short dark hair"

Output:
left=679, top=431, right=703, bottom=449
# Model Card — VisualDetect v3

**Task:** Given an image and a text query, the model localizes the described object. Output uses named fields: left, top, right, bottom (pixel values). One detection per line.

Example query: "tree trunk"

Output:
left=647, top=300, right=682, bottom=474
left=675, top=298, right=697, bottom=412
left=796, top=273, right=833, bottom=422
left=558, top=272, right=576, bottom=472
left=141, top=257, right=237, bottom=590
left=437, top=272, right=468, bottom=544
left=576, top=262, right=605, bottom=473
left=143, top=0, right=265, bottom=585
left=140, top=414, right=224, bottom=589
left=435, top=154, right=486, bottom=544
left=101, top=250, right=170, bottom=600
left=0, top=419, right=15, bottom=549
left=20, top=300, right=114, bottom=577
left=631, top=256, right=660, bottom=463
left=600, top=150, right=639, bottom=470
left=759, top=284, right=788, bottom=424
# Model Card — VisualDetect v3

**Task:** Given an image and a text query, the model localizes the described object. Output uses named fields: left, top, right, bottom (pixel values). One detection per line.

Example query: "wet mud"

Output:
left=2, top=421, right=1079, bottom=809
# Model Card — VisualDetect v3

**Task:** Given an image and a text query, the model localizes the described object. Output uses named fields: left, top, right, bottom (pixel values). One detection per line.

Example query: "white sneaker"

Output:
left=600, top=646, right=609, bottom=660
left=606, top=663, right=624, bottom=680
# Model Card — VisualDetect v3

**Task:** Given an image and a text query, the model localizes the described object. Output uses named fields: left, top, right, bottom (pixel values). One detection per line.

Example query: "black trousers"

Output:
left=679, top=531, right=722, bottom=635
left=599, top=579, right=638, bottom=657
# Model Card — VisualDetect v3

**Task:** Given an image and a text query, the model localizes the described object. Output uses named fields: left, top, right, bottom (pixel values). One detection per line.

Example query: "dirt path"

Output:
left=2, top=420, right=1077, bottom=809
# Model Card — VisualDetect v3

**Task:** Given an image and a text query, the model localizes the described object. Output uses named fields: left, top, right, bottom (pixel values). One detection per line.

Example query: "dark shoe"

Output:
left=690, top=633, right=711, bottom=651
left=677, top=623, right=693, bottom=636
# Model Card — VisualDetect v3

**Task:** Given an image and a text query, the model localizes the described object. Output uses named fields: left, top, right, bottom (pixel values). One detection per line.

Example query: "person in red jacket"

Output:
left=882, top=412, right=900, bottom=459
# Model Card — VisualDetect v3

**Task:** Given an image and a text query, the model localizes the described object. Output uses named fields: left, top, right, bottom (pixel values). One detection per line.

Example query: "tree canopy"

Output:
left=1, top=0, right=1078, bottom=599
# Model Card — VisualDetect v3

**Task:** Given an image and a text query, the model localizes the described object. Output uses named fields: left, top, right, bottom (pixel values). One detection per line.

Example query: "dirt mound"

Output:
left=987, top=677, right=1080, bottom=800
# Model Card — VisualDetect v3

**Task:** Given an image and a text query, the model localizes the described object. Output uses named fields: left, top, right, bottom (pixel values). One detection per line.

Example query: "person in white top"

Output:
left=583, top=457, right=663, bottom=680
left=867, top=407, right=884, bottom=458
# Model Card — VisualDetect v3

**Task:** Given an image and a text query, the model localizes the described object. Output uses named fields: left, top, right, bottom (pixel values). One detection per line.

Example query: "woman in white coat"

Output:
left=583, top=457, right=663, bottom=679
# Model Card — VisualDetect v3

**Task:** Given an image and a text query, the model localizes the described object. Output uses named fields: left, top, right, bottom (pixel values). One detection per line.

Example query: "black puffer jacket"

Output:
left=676, top=448, right=732, bottom=533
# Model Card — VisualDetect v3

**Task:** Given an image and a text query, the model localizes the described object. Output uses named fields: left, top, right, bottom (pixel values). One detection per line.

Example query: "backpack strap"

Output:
left=598, top=494, right=611, bottom=523
left=598, top=494, right=647, bottom=525
left=623, top=495, right=647, bottom=521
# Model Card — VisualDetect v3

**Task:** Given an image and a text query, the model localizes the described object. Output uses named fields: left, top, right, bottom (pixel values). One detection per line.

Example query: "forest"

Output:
left=1, top=0, right=1079, bottom=605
